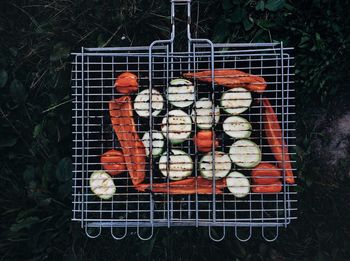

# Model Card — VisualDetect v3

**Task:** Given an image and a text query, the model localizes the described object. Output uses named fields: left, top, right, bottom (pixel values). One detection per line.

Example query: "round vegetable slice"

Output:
left=159, top=149, right=193, bottom=180
left=223, top=116, right=252, bottom=139
left=168, top=78, right=195, bottom=108
left=89, top=170, right=116, bottom=200
left=191, top=97, right=220, bottom=129
left=199, top=151, right=232, bottom=180
left=134, top=89, right=164, bottom=117
left=226, top=171, right=250, bottom=198
left=142, top=130, right=165, bottom=157
left=229, top=139, right=261, bottom=168
left=220, top=87, right=252, bottom=115
left=161, top=109, right=192, bottom=144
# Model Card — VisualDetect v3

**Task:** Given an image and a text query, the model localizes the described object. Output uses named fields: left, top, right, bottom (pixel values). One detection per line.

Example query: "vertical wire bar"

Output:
left=166, top=45, right=171, bottom=228
left=73, top=55, right=78, bottom=221
left=280, top=43, right=288, bottom=227
left=80, top=47, right=85, bottom=229
left=285, top=53, right=291, bottom=224
left=85, top=55, right=91, bottom=228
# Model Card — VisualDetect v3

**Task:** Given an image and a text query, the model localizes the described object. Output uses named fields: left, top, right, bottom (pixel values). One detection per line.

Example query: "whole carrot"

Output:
left=109, top=96, right=146, bottom=185
left=262, top=98, right=295, bottom=184
left=183, top=69, right=266, bottom=93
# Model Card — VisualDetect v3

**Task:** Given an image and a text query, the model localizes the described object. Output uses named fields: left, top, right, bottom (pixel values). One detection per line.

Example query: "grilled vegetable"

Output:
left=90, top=170, right=116, bottom=200
left=263, top=98, right=295, bottom=184
left=134, top=89, right=164, bottom=117
left=161, top=109, right=192, bottom=144
left=168, top=78, right=195, bottom=108
left=142, top=131, right=165, bottom=157
left=109, top=96, right=146, bottom=186
left=223, top=116, right=252, bottom=139
left=136, top=176, right=226, bottom=194
left=226, top=171, right=250, bottom=198
left=251, top=163, right=281, bottom=185
left=183, top=69, right=267, bottom=93
left=159, top=149, right=193, bottom=180
left=100, top=149, right=125, bottom=176
left=229, top=139, right=261, bottom=168
left=114, top=72, right=138, bottom=94
left=199, top=151, right=232, bottom=180
left=194, top=130, right=219, bottom=153
left=220, top=87, right=252, bottom=115
left=191, top=98, right=220, bottom=129
left=252, top=181, right=282, bottom=193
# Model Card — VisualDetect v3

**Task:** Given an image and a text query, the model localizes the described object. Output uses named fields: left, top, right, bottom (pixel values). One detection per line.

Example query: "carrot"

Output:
left=136, top=176, right=226, bottom=194
left=114, top=72, right=138, bottom=94
left=262, top=98, right=295, bottom=184
left=251, top=163, right=281, bottom=185
left=109, top=96, right=146, bottom=185
left=100, top=149, right=126, bottom=176
left=194, top=130, right=219, bottom=152
left=183, top=69, right=266, bottom=93
left=251, top=182, right=282, bottom=193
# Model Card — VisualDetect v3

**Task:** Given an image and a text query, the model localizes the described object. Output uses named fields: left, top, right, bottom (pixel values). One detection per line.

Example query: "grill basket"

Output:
left=72, top=0, right=296, bottom=241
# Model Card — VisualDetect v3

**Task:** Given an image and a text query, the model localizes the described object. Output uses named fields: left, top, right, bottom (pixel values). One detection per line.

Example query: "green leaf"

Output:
left=56, top=157, right=72, bottom=182
left=230, top=7, right=244, bottom=23
left=265, top=0, right=285, bottom=11
left=255, top=0, right=265, bottom=11
left=33, top=124, right=42, bottom=138
left=50, top=42, right=70, bottom=62
left=243, top=17, right=254, bottom=31
left=10, top=217, right=40, bottom=232
left=0, top=136, right=17, bottom=148
left=10, top=79, right=27, bottom=103
left=0, top=69, right=8, bottom=88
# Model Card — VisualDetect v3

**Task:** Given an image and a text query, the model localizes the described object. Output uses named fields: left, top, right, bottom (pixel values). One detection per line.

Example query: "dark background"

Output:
left=1, top=0, right=350, bottom=260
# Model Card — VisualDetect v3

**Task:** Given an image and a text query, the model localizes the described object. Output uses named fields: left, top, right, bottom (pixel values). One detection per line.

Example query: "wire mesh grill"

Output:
left=71, top=1, right=296, bottom=241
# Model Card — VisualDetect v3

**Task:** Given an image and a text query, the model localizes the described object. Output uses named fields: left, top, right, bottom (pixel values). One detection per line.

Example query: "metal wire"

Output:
left=71, top=0, right=296, bottom=241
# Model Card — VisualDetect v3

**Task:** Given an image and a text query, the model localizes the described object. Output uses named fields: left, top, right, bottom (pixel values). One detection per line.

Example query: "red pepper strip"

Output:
left=114, top=72, right=138, bottom=94
left=262, top=98, right=295, bottom=184
left=136, top=176, right=226, bottom=194
left=109, top=96, right=146, bottom=185
left=100, top=149, right=126, bottom=176
left=183, top=69, right=267, bottom=93
left=251, top=163, right=281, bottom=185
left=252, top=181, right=282, bottom=193
left=194, top=130, right=219, bottom=152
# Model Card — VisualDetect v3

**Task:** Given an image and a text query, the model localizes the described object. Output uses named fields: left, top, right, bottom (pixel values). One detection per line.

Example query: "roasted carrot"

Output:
left=251, top=163, right=281, bottom=185
left=262, top=98, right=295, bottom=184
left=100, top=149, right=126, bottom=176
left=114, top=72, right=138, bottom=94
left=136, top=176, right=226, bottom=194
left=251, top=181, right=282, bottom=193
left=109, top=96, right=146, bottom=185
left=194, top=130, right=219, bottom=152
left=183, top=69, right=267, bottom=93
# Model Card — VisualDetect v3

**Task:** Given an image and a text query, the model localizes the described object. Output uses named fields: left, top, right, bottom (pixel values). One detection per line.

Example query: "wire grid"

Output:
left=71, top=43, right=296, bottom=241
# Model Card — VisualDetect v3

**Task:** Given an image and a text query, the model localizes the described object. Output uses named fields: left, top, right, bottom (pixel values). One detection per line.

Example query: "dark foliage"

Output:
left=0, top=0, right=350, bottom=260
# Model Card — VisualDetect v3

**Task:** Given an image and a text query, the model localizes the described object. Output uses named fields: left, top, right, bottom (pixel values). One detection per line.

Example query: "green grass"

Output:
left=1, top=0, right=350, bottom=260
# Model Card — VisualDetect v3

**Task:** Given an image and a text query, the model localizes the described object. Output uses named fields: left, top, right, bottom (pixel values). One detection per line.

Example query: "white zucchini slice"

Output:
left=199, top=151, right=232, bottom=180
left=161, top=109, right=192, bottom=144
left=168, top=78, right=195, bottom=108
left=142, top=131, right=165, bottom=157
left=159, top=149, right=193, bottom=180
left=220, top=87, right=252, bottom=115
left=229, top=139, right=261, bottom=168
left=191, top=97, right=220, bottom=129
left=223, top=116, right=252, bottom=139
left=134, top=89, right=164, bottom=117
left=226, top=171, right=250, bottom=198
left=89, top=170, right=116, bottom=200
